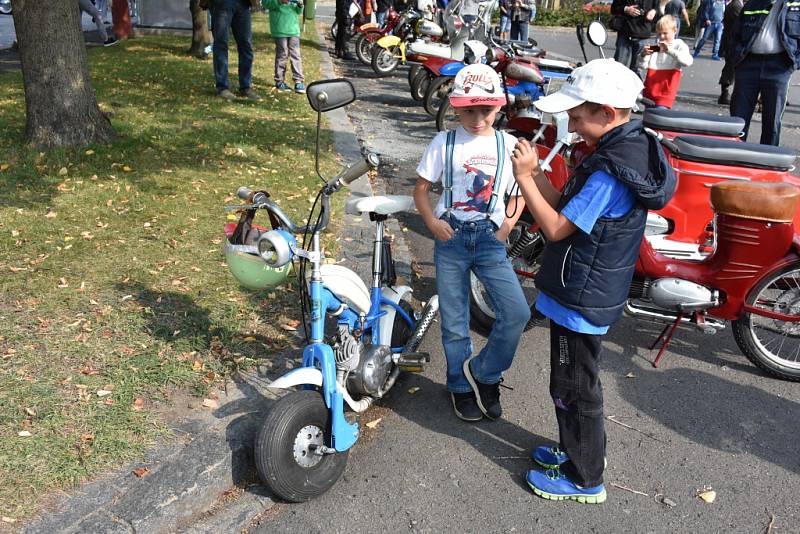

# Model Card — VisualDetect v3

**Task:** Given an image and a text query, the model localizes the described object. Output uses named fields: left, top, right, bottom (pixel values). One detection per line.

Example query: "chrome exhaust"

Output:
left=402, top=295, right=439, bottom=353
left=625, top=301, right=726, bottom=334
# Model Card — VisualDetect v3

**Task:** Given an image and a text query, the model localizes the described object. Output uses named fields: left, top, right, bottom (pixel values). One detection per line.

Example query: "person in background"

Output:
left=209, top=0, right=259, bottom=101
left=510, top=0, right=534, bottom=42
left=640, top=15, right=693, bottom=108
left=692, top=0, right=725, bottom=60
left=334, top=0, right=356, bottom=59
left=611, top=0, right=658, bottom=75
left=660, top=0, right=690, bottom=35
left=717, top=0, right=742, bottom=104
left=263, top=0, right=306, bottom=94
left=729, top=0, right=800, bottom=145
left=78, top=0, right=117, bottom=46
left=499, top=0, right=511, bottom=41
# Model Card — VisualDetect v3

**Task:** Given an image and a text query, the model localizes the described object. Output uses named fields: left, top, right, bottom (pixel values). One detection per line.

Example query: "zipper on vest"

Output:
left=560, top=245, right=572, bottom=288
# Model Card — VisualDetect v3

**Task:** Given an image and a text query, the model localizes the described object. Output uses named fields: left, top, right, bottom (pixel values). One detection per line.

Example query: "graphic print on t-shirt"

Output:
left=453, top=163, right=495, bottom=212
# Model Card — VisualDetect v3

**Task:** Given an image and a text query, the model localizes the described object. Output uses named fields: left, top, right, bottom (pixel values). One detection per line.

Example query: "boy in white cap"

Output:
left=510, top=58, right=676, bottom=503
left=413, top=63, right=531, bottom=422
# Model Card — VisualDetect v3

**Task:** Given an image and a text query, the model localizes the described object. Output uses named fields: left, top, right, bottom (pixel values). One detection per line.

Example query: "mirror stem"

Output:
left=314, top=111, right=326, bottom=183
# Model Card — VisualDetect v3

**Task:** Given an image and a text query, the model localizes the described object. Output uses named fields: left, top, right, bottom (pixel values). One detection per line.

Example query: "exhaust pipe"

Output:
left=625, top=301, right=726, bottom=334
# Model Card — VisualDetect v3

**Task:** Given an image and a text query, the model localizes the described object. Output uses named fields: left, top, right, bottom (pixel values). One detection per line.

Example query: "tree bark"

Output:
left=12, top=0, right=116, bottom=149
left=189, top=0, right=212, bottom=57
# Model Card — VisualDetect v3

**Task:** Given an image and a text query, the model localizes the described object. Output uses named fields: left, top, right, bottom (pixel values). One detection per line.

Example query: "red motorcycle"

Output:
left=353, top=7, right=401, bottom=65
left=627, top=177, right=800, bottom=382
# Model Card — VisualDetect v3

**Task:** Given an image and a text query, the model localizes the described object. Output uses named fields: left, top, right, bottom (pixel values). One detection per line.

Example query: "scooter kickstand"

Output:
left=650, top=312, right=682, bottom=368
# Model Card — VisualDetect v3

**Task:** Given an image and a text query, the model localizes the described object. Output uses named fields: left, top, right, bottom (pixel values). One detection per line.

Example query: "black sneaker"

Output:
left=463, top=357, right=502, bottom=420
left=450, top=392, right=483, bottom=422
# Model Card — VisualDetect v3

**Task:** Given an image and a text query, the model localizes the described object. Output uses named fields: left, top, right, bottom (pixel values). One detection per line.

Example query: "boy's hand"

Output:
left=494, top=226, right=510, bottom=243
left=511, top=138, right=540, bottom=181
left=429, top=219, right=454, bottom=241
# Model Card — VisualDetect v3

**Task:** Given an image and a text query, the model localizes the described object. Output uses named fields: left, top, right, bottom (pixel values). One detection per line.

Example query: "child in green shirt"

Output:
left=262, top=0, right=306, bottom=93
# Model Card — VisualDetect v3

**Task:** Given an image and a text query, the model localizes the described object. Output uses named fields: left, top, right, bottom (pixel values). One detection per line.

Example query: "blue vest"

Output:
left=534, top=121, right=676, bottom=327
left=733, top=0, right=800, bottom=69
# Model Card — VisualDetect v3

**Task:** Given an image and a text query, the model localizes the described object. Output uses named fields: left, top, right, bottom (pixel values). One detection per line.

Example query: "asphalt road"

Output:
left=0, top=12, right=111, bottom=50
left=252, top=9, right=800, bottom=534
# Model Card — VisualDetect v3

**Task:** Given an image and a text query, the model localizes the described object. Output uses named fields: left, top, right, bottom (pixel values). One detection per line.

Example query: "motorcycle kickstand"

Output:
left=648, top=312, right=683, bottom=368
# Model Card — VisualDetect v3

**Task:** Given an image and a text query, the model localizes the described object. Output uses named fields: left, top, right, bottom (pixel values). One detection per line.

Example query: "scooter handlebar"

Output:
left=335, top=151, right=380, bottom=186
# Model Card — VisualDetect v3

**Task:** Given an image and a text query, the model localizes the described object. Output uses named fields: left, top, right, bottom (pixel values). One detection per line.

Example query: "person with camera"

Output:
left=510, top=0, right=535, bottom=43
left=263, top=0, right=306, bottom=93
left=639, top=15, right=693, bottom=108
left=611, top=0, right=658, bottom=75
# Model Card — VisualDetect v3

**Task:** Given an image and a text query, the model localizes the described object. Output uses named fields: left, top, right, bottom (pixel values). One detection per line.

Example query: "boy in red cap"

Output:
left=413, top=63, right=531, bottom=422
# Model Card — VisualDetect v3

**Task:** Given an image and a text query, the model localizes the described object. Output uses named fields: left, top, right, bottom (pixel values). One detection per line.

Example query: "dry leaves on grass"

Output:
left=132, top=467, right=150, bottom=478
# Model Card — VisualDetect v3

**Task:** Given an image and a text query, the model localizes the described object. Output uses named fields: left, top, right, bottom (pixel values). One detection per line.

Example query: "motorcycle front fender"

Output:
left=377, top=35, right=402, bottom=49
left=378, top=285, right=412, bottom=347
left=268, top=367, right=323, bottom=389
left=358, top=22, right=380, bottom=31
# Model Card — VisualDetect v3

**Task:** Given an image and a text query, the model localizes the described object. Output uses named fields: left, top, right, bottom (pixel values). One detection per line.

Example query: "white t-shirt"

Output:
left=416, top=126, right=520, bottom=229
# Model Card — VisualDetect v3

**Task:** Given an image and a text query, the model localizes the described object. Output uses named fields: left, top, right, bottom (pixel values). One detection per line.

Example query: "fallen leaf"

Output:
left=1, top=517, right=16, bottom=524
left=282, top=319, right=301, bottom=331
left=192, top=360, right=204, bottom=372
left=697, top=489, right=716, bottom=503
left=57, top=278, right=69, bottom=288
left=80, top=433, right=94, bottom=442
left=407, top=387, right=421, bottom=395
left=122, top=165, right=133, bottom=172
left=45, top=211, right=57, bottom=219
left=625, top=372, right=636, bottom=378
left=18, top=431, right=32, bottom=437
left=58, top=167, right=68, bottom=176
left=96, top=389, right=113, bottom=397
left=132, top=467, right=150, bottom=478
left=365, top=417, right=382, bottom=429
left=24, top=407, right=36, bottom=417
left=243, top=336, right=256, bottom=343
left=132, top=398, right=144, bottom=411
left=201, top=398, right=219, bottom=409
left=85, top=149, right=95, bottom=155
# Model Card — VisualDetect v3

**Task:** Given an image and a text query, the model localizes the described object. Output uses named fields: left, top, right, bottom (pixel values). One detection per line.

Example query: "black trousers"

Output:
left=334, top=13, right=349, bottom=56
left=549, top=320, right=606, bottom=488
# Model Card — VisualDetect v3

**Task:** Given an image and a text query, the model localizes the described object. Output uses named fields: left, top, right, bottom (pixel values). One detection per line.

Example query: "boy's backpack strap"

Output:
left=484, top=130, right=504, bottom=216
left=444, top=129, right=456, bottom=211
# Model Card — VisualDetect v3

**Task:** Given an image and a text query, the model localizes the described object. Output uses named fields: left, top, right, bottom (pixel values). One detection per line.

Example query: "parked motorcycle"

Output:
left=354, top=6, right=401, bottom=65
left=331, top=0, right=368, bottom=41
left=370, top=8, right=438, bottom=76
left=224, top=80, right=439, bottom=501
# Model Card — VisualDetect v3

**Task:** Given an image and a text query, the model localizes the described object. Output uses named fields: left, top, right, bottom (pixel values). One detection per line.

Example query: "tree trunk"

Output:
left=12, top=0, right=116, bottom=149
left=189, top=0, right=212, bottom=57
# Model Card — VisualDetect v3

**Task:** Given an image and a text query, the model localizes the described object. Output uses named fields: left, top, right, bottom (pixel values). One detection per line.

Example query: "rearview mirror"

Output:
left=586, top=21, right=608, bottom=47
left=306, top=79, right=356, bottom=112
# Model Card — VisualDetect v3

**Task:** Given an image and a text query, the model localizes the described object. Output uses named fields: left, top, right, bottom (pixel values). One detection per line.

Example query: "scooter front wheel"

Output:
left=423, top=75, right=453, bottom=117
left=355, top=31, right=380, bottom=65
left=732, top=262, right=800, bottom=381
left=371, top=45, right=400, bottom=76
left=255, top=390, right=349, bottom=502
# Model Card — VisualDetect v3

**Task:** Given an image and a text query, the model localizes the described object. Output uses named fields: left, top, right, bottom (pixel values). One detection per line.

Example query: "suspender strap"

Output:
left=444, top=129, right=505, bottom=215
left=444, top=129, right=456, bottom=211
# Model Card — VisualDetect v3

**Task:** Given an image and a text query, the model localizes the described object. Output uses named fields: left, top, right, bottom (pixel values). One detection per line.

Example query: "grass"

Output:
left=0, top=15, right=345, bottom=521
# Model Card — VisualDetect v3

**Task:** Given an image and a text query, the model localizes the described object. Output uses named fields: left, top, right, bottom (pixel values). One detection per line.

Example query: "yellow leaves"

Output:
left=85, top=149, right=95, bottom=156
left=122, top=165, right=133, bottom=172
left=201, top=398, right=219, bottom=409
left=281, top=319, right=301, bottom=331
left=58, top=167, right=68, bottom=176
left=57, top=278, right=69, bottom=288
left=45, top=210, right=57, bottom=219
left=0, top=163, right=10, bottom=171
left=132, top=398, right=144, bottom=411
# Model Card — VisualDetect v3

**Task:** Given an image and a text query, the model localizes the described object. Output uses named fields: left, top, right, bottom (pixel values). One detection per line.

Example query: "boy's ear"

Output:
left=600, top=104, right=617, bottom=123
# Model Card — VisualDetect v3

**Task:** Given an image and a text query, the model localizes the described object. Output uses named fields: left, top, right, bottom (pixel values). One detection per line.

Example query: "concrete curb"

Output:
left=22, top=10, right=412, bottom=534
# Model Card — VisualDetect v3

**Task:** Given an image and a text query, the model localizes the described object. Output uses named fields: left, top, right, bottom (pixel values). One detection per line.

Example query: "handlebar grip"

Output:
left=237, top=186, right=252, bottom=200
left=237, top=186, right=268, bottom=205
left=338, top=152, right=380, bottom=186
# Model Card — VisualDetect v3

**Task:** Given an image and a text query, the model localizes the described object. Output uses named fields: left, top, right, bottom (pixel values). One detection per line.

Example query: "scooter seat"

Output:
left=711, top=181, right=800, bottom=223
left=644, top=108, right=744, bottom=137
left=671, top=135, right=796, bottom=171
left=345, top=195, right=416, bottom=216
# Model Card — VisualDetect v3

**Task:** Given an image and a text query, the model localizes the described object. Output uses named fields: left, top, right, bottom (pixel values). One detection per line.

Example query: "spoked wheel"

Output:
left=732, top=262, right=800, bottom=381
left=408, top=64, right=421, bottom=87
left=355, top=31, right=381, bottom=65
left=371, top=45, right=401, bottom=76
left=435, top=99, right=460, bottom=132
left=423, top=76, right=453, bottom=116
left=468, top=221, right=545, bottom=337
left=255, top=390, right=350, bottom=502
left=410, top=69, right=433, bottom=102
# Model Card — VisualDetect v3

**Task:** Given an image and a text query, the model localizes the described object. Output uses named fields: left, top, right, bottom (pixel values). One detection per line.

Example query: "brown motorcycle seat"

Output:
left=711, top=181, right=800, bottom=223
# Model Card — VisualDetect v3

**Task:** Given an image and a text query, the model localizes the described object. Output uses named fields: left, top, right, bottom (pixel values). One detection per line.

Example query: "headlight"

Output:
left=257, top=229, right=296, bottom=268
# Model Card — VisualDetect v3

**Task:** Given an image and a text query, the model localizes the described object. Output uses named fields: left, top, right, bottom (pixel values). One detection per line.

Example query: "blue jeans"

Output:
left=614, top=33, right=644, bottom=76
left=376, top=9, right=388, bottom=27
left=434, top=216, right=530, bottom=393
left=211, top=0, right=254, bottom=92
left=510, top=20, right=529, bottom=42
left=731, top=52, right=793, bottom=145
left=693, top=21, right=723, bottom=58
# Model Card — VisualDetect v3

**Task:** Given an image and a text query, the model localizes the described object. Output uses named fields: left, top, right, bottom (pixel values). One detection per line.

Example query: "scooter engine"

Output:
left=333, top=326, right=361, bottom=372
left=346, top=345, right=394, bottom=397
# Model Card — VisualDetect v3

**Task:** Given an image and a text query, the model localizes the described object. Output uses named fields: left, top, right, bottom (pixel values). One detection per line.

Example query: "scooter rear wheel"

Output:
left=732, top=262, right=800, bottom=381
left=410, top=69, right=432, bottom=102
left=423, top=76, right=453, bottom=117
left=255, top=390, right=349, bottom=502
left=371, top=45, right=400, bottom=76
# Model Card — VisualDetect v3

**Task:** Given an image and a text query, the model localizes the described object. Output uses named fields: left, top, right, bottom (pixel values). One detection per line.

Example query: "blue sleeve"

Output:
left=560, top=170, right=636, bottom=235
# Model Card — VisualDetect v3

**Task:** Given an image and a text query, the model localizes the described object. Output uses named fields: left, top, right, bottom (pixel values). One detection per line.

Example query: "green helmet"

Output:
left=224, top=239, right=292, bottom=290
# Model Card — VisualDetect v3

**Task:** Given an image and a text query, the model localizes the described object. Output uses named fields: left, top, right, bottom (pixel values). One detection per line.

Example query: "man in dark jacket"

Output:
left=611, top=0, right=658, bottom=75
left=207, top=0, right=260, bottom=100
left=729, top=0, right=800, bottom=145
left=718, top=0, right=743, bottom=104
left=334, top=0, right=356, bottom=59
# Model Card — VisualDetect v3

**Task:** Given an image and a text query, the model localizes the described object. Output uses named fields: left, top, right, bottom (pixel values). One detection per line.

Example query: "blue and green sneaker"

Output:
left=526, top=468, right=607, bottom=504
left=531, top=446, right=568, bottom=469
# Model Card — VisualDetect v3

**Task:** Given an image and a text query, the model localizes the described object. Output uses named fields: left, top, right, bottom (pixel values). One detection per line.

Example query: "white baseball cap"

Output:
left=534, top=58, right=644, bottom=113
left=449, top=63, right=506, bottom=108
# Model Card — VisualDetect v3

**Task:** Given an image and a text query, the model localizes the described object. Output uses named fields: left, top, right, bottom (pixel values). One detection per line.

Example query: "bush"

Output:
left=533, top=7, right=613, bottom=27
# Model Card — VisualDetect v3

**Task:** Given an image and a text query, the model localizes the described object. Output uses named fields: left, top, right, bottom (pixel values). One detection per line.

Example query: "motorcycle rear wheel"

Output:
left=732, top=262, right=800, bottom=381
left=408, top=64, right=421, bottom=88
left=435, top=99, right=459, bottom=132
left=468, top=219, right=544, bottom=337
left=355, top=31, right=381, bottom=65
left=410, top=69, right=432, bottom=102
left=423, top=76, right=453, bottom=117
left=372, top=45, right=400, bottom=76
left=255, top=390, right=349, bottom=502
